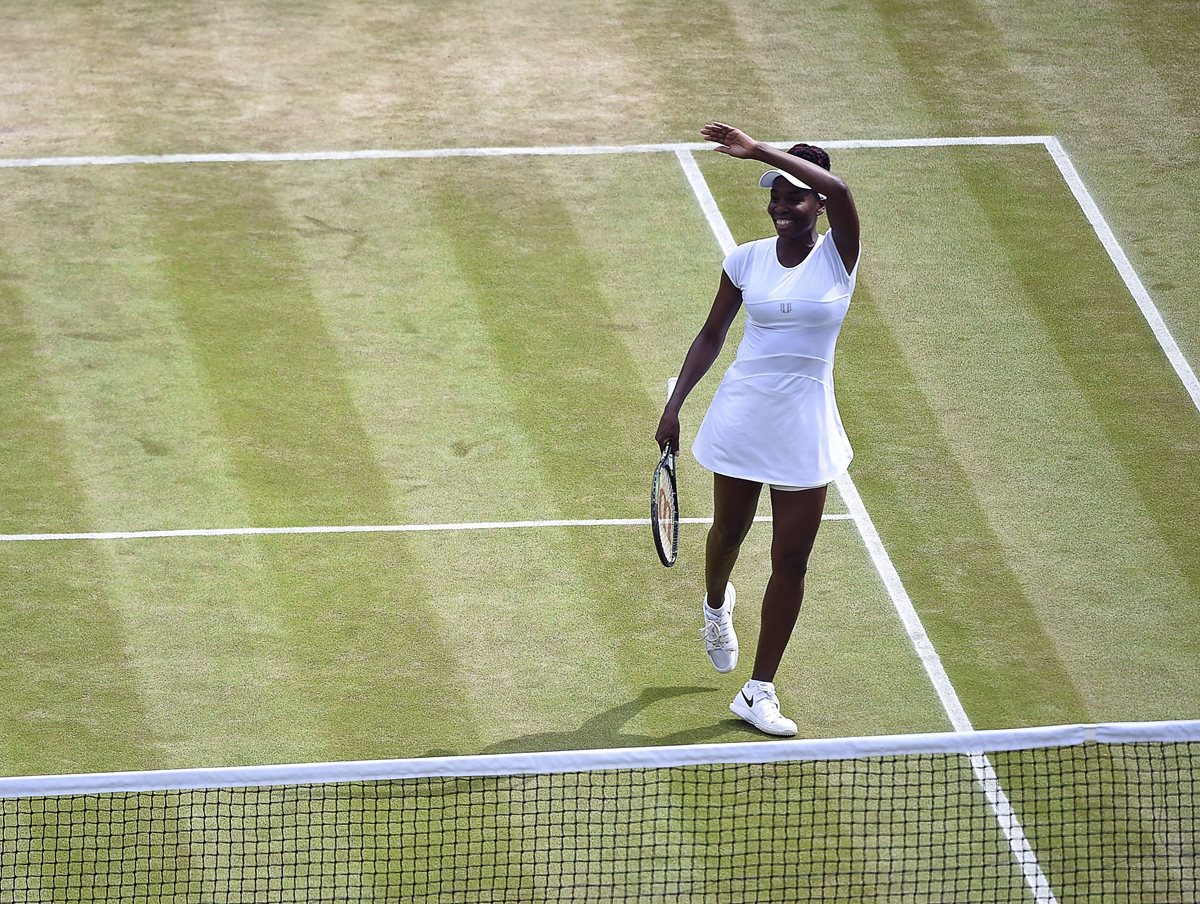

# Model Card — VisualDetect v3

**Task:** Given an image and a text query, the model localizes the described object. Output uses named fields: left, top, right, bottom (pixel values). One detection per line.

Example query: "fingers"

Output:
left=701, top=122, right=755, bottom=157
left=655, top=424, right=681, bottom=452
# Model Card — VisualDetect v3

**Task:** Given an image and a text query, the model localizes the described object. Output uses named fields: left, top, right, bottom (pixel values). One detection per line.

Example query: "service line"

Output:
left=0, top=514, right=853, bottom=543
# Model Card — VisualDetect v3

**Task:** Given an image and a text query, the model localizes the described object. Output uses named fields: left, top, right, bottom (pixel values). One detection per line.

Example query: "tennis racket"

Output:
left=651, top=440, right=680, bottom=567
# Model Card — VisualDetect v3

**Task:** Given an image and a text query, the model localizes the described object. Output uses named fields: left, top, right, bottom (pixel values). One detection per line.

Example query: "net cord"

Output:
left=2, top=719, right=1197, bottom=800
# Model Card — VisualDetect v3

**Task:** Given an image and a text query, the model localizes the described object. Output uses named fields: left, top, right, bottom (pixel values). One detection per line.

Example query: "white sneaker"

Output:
left=730, top=681, right=798, bottom=737
left=701, top=584, right=737, bottom=673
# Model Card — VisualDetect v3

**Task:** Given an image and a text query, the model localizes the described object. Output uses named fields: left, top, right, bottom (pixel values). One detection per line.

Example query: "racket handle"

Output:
left=664, top=378, right=679, bottom=462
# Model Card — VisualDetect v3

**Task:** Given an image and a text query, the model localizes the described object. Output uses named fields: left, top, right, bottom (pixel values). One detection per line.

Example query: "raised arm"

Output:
left=701, top=122, right=860, bottom=275
left=655, top=271, right=743, bottom=453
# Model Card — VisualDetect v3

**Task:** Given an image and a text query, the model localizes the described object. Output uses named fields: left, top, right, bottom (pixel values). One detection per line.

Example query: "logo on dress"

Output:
left=779, top=302, right=793, bottom=314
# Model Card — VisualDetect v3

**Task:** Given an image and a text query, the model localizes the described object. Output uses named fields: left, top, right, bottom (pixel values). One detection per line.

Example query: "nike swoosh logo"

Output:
left=741, top=691, right=755, bottom=707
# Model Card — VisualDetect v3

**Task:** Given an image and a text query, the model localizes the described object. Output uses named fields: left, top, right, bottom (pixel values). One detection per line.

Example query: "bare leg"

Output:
left=751, top=484, right=828, bottom=681
left=706, top=474, right=762, bottom=608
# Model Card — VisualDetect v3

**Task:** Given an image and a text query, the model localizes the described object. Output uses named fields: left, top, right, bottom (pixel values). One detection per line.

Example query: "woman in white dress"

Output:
left=656, top=122, right=861, bottom=736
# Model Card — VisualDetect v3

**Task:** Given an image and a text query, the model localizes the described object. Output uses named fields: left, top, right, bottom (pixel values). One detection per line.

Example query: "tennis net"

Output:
left=2, top=720, right=1196, bottom=902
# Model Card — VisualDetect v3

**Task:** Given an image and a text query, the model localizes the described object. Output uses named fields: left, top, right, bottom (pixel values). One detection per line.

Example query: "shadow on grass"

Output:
left=422, top=685, right=763, bottom=757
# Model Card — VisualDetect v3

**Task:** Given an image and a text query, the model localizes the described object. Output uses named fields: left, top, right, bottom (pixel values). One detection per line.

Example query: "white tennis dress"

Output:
left=693, top=231, right=858, bottom=487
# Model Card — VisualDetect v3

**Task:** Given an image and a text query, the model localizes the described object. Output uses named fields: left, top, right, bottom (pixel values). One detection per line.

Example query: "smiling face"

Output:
left=767, top=179, right=824, bottom=240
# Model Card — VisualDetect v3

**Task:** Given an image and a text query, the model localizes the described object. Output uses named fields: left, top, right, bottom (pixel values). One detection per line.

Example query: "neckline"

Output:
left=774, top=232, right=823, bottom=270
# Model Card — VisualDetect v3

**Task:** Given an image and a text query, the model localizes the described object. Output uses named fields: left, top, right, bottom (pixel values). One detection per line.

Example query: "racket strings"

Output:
left=651, top=452, right=680, bottom=567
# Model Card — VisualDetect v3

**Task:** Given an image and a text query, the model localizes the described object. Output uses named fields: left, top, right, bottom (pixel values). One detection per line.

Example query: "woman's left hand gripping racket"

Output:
left=651, top=441, right=680, bottom=567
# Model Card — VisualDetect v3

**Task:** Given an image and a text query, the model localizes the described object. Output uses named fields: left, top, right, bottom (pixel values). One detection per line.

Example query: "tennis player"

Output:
left=656, top=122, right=860, bottom=736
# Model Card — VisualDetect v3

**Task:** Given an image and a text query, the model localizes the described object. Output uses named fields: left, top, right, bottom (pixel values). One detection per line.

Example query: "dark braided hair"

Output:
left=787, top=143, right=831, bottom=171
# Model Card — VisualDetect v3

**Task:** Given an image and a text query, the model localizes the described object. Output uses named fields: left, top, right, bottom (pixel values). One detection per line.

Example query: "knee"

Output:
left=710, top=518, right=751, bottom=554
left=772, top=544, right=813, bottom=584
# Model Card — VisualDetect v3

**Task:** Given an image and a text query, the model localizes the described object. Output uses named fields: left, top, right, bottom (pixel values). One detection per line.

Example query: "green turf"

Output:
left=1, top=143, right=1196, bottom=757
left=702, top=144, right=1200, bottom=727
left=0, top=153, right=968, bottom=776
left=0, top=518, right=951, bottom=775
left=3, top=0, right=1194, bottom=368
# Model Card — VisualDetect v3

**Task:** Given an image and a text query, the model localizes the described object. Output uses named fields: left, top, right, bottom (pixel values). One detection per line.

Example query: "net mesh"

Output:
left=2, top=730, right=1196, bottom=902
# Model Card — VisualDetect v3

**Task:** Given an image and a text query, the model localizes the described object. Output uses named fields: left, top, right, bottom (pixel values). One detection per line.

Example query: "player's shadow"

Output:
left=421, top=685, right=761, bottom=758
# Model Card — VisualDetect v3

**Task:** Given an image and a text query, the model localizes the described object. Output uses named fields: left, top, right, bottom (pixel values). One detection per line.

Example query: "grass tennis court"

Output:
left=3, top=144, right=1196, bottom=773
left=2, top=1, right=1198, bottom=899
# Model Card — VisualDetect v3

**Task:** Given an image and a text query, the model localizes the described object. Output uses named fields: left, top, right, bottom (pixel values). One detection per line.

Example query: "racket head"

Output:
left=651, top=441, right=680, bottom=567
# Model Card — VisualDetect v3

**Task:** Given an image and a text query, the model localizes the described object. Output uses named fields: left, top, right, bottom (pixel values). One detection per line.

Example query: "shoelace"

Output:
left=744, top=689, right=785, bottom=722
left=701, top=617, right=735, bottom=650
left=758, top=693, right=782, bottom=718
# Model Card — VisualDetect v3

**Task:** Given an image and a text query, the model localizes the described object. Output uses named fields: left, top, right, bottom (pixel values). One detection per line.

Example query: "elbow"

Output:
left=694, top=326, right=725, bottom=351
left=823, top=177, right=850, bottom=200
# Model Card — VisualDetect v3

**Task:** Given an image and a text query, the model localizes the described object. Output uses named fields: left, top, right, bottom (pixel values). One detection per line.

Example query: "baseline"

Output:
left=0, top=135, right=1051, bottom=169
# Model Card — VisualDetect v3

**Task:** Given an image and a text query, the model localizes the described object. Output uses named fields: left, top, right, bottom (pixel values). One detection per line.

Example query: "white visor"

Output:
left=759, top=170, right=826, bottom=200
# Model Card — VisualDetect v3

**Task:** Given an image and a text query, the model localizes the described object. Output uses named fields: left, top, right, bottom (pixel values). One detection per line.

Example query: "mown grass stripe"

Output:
left=841, top=146, right=1199, bottom=724
left=429, top=158, right=677, bottom=672
left=840, top=280, right=1091, bottom=718
left=1044, top=137, right=1200, bottom=411
left=269, top=159, right=657, bottom=793
left=981, top=0, right=1200, bottom=375
left=616, top=0, right=768, bottom=137
left=138, top=163, right=482, bottom=762
left=1, top=163, right=349, bottom=772
left=862, top=1, right=1200, bottom=710
left=872, top=0, right=1053, bottom=137
left=0, top=269, right=161, bottom=776
left=951, top=148, right=1200, bottom=618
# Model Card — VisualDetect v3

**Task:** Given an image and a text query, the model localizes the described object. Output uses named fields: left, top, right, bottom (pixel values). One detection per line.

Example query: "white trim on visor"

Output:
left=760, top=169, right=827, bottom=200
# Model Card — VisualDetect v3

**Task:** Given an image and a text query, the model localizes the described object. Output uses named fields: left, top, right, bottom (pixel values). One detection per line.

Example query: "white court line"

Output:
left=675, top=149, right=737, bottom=253
left=0, top=514, right=853, bottom=543
left=1044, top=137, right=1200, bottom=413
left=0, top=135, right=1052, bottom=169
left=675, top=149, right=1057, bottom=903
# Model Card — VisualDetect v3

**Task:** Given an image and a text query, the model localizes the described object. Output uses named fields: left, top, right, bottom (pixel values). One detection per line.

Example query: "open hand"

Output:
left=701, top=122, right=759, bottom=159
